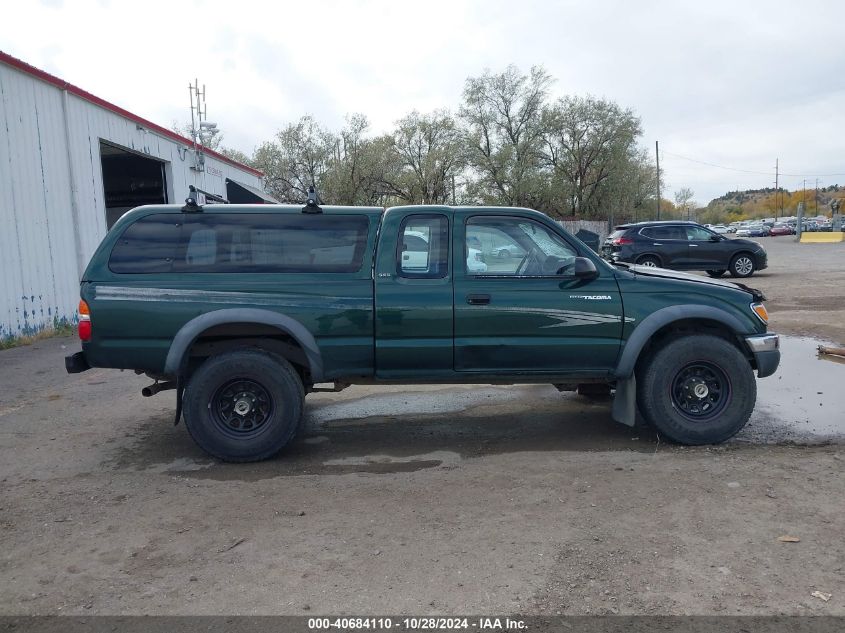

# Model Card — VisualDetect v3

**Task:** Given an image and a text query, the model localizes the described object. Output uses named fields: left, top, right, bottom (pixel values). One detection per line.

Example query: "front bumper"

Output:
left=745, top=334, right=780, bottom=377
left=65, top=351, right=90, bottom=374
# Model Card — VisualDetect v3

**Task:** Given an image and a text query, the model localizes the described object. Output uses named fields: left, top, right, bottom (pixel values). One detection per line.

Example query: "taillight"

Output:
left=612, top=237, right=633, bottom=246
left=78, top=299, right=92, bottom=341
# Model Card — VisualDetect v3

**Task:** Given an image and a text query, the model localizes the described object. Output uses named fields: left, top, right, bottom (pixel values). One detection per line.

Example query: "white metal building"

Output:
left=0, top=51, right=269, bottom=339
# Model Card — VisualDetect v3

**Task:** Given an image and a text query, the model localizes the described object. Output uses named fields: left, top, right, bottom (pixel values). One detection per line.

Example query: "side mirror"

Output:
left=710, top=235, right=721, bottom=242
left=573, top=257, right=598, bottom=280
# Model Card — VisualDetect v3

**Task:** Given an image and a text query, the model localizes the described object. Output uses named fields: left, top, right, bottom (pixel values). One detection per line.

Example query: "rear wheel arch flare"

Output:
left=165, top=309, right=323, bottom=381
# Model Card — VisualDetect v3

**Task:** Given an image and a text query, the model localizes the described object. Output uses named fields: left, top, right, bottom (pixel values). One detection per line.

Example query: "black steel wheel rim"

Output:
left=670, top=361, right=731, bottom=421
left=211, top=379, right=274, bottom=439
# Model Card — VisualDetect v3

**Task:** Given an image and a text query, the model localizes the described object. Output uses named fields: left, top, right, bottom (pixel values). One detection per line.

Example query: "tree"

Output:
left=608, top=148, right=659, bottom=223
left=388, top=109, right=464, bottom=204
left=674, top=187, right=695, bottom=220
left=459, top=65, right=552, bottom=207
left=218, top=147, right=253, bottom=165
left=321, top=114, right=398, bottom=205
left=252, top=115, right=335, bottom=203
left=541, top=96, right=643, bottom=218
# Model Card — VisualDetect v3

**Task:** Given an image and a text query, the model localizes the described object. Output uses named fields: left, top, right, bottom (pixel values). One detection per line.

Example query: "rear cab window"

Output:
left=108, top=213, right=370, bottom=274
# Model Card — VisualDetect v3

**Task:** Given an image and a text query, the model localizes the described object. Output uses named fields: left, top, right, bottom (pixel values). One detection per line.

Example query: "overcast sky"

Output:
left=3, top=0, right=844, bottom=205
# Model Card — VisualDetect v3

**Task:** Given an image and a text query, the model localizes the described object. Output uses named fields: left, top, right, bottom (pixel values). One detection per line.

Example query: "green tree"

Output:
left=388, top=109, right=464, bottom=204
left=540, top=96, right=642, bottom=218
left=251, top=115, right=334, bottom=203
left=674, top=187, right=695, bottom=220
left=459, top=65, right=552, bottom=207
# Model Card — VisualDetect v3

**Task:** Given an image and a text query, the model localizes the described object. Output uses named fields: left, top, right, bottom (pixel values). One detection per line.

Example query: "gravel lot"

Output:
left=1, top=237, right=844, bottom=616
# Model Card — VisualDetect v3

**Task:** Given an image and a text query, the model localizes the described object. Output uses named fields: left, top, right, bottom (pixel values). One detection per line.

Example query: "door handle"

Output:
left=466, top=294, right=491, bottom=305
left=652, top=242, right=662, bottom=246
left=690, top=244, right=699, bottom=247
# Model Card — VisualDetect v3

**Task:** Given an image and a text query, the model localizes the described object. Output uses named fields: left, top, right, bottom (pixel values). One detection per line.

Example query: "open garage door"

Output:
left=100, top=141, right=168, bottom=228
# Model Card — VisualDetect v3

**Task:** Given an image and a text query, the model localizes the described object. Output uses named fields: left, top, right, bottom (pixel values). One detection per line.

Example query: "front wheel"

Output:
left=183, top=349, right=305, bottom=462
left=729, top=254, right=756, bottom=278
left=637, top=335, right=756, bottom=444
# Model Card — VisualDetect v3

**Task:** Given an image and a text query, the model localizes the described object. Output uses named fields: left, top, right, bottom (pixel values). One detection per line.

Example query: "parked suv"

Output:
left=66, top=203, right=779, bottom=461
left=602, top=221, right=768, bottom=278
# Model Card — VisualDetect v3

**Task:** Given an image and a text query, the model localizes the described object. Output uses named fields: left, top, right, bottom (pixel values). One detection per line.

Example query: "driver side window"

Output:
left=466, top=216, right=577, bottom=276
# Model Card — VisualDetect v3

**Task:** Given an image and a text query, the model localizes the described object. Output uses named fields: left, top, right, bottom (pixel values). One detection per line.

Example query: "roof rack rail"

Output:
left=182, top=185, right=229, bottom=212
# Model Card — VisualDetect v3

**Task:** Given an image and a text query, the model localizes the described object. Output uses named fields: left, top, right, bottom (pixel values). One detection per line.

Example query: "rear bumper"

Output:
left=744, top=334, right=779, bottom=378
left=65, top=351, right=90, bottom=374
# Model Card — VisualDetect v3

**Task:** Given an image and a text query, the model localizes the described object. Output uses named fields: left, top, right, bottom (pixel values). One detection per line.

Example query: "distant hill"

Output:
left=704, top=185, right=844, bottom=221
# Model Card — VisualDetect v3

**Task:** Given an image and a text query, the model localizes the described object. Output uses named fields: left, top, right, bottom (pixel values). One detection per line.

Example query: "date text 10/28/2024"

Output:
left=308, top=617, right=527, bottom=631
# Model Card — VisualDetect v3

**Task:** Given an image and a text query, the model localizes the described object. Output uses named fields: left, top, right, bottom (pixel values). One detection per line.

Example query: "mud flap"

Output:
left=612, top=375, right=636, bottom=427
left=174, top=377, right=184, bottom=426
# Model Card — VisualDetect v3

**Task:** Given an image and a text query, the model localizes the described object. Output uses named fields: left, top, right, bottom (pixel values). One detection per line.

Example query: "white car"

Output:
left=402, top=231, right=488, bottom=273
left=711, top=225, right=729, bottom=234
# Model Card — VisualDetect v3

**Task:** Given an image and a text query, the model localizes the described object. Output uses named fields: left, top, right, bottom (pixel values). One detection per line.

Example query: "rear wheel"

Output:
left=183, top=349, right=304, bottom=462
left=706, top=269, right=726, bottom=278
left=637, top=335, right=756, bottom=444
left=636, top=255, right=660, bottom=267
left=729, top=253, right=756, bottom=278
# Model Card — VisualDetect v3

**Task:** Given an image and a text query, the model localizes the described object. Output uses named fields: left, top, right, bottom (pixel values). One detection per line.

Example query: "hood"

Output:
left=731, top=238, right=765, bottom=248
left=624, top=264, right=766, bottom=301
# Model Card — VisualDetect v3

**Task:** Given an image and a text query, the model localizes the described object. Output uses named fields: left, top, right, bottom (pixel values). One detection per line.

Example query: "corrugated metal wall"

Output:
left=0, top=62, right=263, bottom=339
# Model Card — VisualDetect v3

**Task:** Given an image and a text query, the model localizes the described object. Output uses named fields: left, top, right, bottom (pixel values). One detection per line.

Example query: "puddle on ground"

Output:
left=323, top=450, right=461, bottom=469
left=739, top=335, right=845, bottom=443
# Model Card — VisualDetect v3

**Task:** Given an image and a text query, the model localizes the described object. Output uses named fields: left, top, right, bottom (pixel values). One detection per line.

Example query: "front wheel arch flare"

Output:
left=614, top=306, right=750, bottom=379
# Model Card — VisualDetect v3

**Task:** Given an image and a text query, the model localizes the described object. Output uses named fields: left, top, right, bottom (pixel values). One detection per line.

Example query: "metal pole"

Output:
left=655, top=141, right=660, bottom=220
left=774, top=158, right=778, bottom=221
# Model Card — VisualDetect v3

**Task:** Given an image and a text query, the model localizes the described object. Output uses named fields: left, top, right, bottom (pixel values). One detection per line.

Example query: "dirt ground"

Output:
left=1, top=237, right=844, bottom=616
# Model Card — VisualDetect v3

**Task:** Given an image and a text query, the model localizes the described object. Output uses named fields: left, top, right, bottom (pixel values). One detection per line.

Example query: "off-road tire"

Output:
left=706, top=269, right=726, bottom=278
left=183, top=349, right=304, bottom=462
left=729, top=253, right=756, bottom=278
left=636, top=255, right=661, bottom=267
left=637, top=335, right=756, bottom=444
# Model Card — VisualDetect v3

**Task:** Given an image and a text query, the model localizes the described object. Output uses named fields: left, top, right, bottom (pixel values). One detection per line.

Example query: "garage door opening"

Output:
left=100, top=141, right=168, bottom=228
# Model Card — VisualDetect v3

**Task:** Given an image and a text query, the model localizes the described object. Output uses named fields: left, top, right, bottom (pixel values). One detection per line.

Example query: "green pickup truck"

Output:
left=65, top=201, right=780, bottom=461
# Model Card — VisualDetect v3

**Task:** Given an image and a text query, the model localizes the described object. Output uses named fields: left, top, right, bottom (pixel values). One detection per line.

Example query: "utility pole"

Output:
left=815, top=178, right=819, bottom=216
left=655, top=141, right=660, bottom=220
left=774, top=158, right=779, bottom=220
